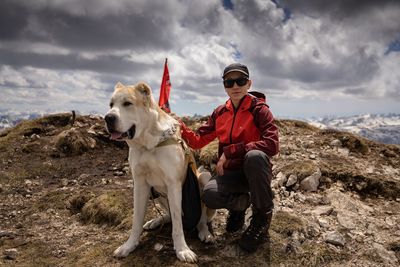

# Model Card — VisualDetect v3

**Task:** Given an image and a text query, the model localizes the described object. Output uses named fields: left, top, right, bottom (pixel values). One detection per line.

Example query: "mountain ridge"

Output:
left=1, top=113, right=398, bottom=266
left=3, top=111, right=399, bottom=144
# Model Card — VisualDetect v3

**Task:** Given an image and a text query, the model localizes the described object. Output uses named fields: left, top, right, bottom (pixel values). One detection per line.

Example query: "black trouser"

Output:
left=202, top=150, right=274, bottom=212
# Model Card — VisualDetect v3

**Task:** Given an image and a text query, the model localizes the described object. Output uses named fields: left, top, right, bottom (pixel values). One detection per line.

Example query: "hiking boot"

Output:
left=238, top=209, right=272, bottom=252
left=226, top=210, right=246, bottom=233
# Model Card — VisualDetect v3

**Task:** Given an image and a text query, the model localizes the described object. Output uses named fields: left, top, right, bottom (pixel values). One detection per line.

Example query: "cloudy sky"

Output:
left=1, top=0, right=400, bottom=118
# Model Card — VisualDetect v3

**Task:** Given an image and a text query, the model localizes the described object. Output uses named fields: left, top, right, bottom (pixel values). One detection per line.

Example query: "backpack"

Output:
left=181, top=163, right=202, bottom=231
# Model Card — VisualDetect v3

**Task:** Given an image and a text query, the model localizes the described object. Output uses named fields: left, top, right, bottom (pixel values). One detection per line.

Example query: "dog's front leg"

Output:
left=168, top=183, right=198, bottom=263
left=197, top=204, right=215, bottom=243
left=114, top=179, right=150, bottom=258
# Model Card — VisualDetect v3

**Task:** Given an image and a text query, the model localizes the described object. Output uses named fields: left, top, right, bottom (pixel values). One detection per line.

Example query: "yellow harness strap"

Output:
left=156, top=137, right=197, bottom=174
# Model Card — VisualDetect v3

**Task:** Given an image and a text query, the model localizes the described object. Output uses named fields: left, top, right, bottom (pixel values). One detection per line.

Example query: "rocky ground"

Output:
left=0, top=113, right=399, bottom=266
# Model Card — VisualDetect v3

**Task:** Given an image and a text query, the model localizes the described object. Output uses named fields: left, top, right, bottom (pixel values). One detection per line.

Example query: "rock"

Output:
left=293, top=192, right=306, bottom=203
left=337, top=212, right=357, bottom=230
left=51, top=249, right=66, bottom=258
left=0, top=230, right=15, bottom=238
left=276, top=172, right=287, bottom=187
left=325, top=231, right=345, bottom=246
left=271, top=180, right=279, bottom=189
left=309, top=154, right=316, bottom=160
left=330, top=139, right=342, bottom=147
left=286, top=231, right=303, bottom=254
left=385, top=217, right=396, bottom=227
left=318, top=218, right=330, bottom=228
left=78, top=174, right=90, bottom=180
left=61, top=179, right=69, bottom=187
left=312, top=205, right=333, bottom=216
left=300, top=168, right=321, bottom=192
left=4, top=248, right=18, bottom=260
left=337, top=147, right=350, bottom=157
left=306, top=221, right=321, bottom=237
left=283, top=190, right=290, bottom=198
left=30, top=133, right=40, bottom=140
left=286, top=174, right=298, bottom=187
left=154, top=243, right=164, bottom=252
left=372, top=243, right=398, bottom=265
left=123, top=166, right=130, bottom=173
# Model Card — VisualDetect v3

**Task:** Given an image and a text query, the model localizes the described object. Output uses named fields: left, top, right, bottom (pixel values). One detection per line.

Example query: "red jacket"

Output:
left=181, top=92, right=279, bottom=170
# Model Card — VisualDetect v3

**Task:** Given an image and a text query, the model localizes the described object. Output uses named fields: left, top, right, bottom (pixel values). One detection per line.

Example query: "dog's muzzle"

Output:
left=105, top=114, right=136, bottom=140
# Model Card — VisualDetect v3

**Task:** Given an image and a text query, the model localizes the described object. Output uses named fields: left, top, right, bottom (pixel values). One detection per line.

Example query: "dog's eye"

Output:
left=123, top=101, right=132, bottom=107
left=109, top=102, right=114, bottom=108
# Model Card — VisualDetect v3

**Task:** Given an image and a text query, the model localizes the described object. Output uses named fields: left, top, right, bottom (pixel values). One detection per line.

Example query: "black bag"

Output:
left=181, top=164, right=202, bottom=231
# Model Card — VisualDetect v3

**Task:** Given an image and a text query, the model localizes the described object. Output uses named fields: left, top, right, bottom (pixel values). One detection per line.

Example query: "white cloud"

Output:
left=0, top=0, right=399, bottom=117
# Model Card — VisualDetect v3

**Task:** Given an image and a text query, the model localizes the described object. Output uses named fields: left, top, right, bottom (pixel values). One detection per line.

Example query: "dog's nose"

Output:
left=105, top=114, right=116, bottom=126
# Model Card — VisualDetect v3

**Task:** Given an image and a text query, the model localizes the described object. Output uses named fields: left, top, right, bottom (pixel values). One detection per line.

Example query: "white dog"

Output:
left=105, top=82, right=215, bottom=263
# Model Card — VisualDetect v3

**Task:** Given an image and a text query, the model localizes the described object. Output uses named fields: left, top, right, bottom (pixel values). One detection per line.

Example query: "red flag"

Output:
left=158, top=58, right=171, bottom=113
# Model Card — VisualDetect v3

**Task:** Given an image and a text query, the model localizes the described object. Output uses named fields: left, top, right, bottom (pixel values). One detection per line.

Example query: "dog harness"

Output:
left=156, top=125, right=197, bottom=173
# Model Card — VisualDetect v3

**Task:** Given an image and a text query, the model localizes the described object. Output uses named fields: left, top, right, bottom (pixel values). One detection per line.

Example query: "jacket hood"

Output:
left=248, top=91, right=266, bottom=101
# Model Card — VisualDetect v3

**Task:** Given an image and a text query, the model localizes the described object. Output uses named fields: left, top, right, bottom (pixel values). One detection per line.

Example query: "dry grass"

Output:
left=35, top=190, right=71, bottom=211
left=320, top=130, right=370, bottom=155
left=281, top=160, right=318, bottom=180
left=80, top=191, right=131, bottom=227
left=271, top=210, right=304, bottom=236
left=55, top=128, right=97, bottom=156
left=199, top=140, right=219, bottom=167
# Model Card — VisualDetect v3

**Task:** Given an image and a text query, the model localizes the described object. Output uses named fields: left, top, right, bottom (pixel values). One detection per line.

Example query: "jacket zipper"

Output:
left=229, top=96, right=246, bottom=143
left=229, top=109, right=237, bottom=144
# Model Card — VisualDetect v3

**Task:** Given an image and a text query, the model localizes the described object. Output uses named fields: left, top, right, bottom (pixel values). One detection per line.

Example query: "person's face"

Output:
left=223, top=71, right=251, bottom=106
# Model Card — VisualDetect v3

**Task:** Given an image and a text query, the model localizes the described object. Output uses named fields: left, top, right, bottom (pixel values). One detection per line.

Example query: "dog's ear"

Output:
left=136, top=82, right=152, bottom=96
left=115, top=82, right=124, bottom=90
left=136, top=82, right=153, bottom=107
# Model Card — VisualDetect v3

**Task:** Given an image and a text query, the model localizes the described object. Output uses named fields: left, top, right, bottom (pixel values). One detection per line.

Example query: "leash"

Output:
left=149, top=191, right=169, bottom=236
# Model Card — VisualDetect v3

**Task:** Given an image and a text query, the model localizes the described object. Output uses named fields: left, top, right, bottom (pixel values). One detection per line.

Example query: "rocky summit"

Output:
left=0, top=113, right=399, bottom=266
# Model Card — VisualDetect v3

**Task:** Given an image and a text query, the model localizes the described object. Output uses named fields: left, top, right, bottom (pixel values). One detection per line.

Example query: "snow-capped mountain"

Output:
left=0, top=111, right=44, bottom=131
left=308, top=113, right=400, bottom=144
left=0, top=110, right=102, bottom=132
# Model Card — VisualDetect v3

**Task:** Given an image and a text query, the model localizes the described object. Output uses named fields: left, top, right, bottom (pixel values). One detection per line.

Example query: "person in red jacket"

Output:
left=180, top=63, right=279, bottom=252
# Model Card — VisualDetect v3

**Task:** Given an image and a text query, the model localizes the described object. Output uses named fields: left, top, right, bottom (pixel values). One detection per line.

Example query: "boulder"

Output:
left=300, top=168, right=321, bottom=192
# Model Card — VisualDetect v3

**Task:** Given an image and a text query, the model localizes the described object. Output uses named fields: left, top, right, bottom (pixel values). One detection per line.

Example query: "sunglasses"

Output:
left=223, top=77, right=248, bottom=88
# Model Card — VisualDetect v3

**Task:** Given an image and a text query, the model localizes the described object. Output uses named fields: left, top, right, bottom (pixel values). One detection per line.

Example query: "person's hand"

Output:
left=216, top=153, right=227, bottom=176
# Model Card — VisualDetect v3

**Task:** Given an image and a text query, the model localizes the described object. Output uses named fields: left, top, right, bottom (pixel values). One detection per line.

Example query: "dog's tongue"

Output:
left=110, top=132, right=123, bottom=140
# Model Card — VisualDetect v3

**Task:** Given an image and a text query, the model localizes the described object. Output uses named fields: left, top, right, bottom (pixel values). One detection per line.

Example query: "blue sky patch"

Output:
left=222, top=0, right=233, bottom=10
left=385, top=36, right=400, bottom=55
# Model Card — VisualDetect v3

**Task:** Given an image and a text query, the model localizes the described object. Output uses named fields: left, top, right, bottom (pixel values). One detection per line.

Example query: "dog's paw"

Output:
left=176, top=248, right=198, bottom=263
left=113, top=242, right=137, bottom=258
left=198, top=229, right=215, bottom=243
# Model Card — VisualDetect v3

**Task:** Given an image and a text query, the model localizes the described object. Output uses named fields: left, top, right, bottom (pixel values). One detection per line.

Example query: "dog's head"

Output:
left=105, top=82, right=156, bottom=141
